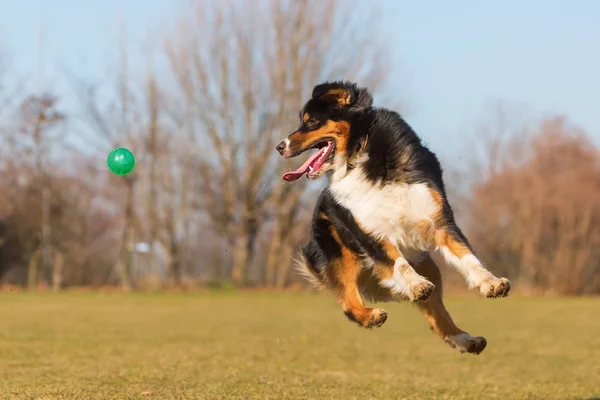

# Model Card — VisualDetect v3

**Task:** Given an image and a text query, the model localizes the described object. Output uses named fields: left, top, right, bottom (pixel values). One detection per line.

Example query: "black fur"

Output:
left=302, top=190, right=396, bottom=278
left=296, top=80, right=474, bottom=278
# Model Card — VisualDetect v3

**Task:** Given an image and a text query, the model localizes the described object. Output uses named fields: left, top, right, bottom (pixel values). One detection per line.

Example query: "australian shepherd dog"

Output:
left=275, top=81, right=511, bottom=354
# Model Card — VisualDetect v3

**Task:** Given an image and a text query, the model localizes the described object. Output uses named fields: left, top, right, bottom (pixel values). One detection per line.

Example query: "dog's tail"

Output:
left=293, top=249, right=330, bottom=292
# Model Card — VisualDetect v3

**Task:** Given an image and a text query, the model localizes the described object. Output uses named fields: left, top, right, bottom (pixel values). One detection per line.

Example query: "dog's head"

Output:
left=276, top=81, right=373, bottom=181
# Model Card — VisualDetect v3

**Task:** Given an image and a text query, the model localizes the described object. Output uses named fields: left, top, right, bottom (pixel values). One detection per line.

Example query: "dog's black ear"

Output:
left=312, top=83, right=353, bottom=106
left=312, top=81, right=373, bottom=112
left=351, top=87, right=373, bottom=112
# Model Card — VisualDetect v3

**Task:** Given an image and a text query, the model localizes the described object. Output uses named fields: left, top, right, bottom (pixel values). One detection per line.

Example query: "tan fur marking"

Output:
left=428, top=188, right=445, bottom=223
left=348, top=135, right=368, bottom=168
left=288, top=120, right=351, bottom=156
left=318, top=211, right=329, bottom=221
left=416, top=219, right=437, bottom=245
left=349, top=222, right=399, bottom=280
left=333, top=121, right=350, bottom=156
left=407, top=188, right=444, bottom=245
left=318, top=88, right=352, bottom=106
left=413, top=256, right=462, bottom=337
left=302, top=112, right=311, bottom=123
left=368, top=239, right=402, bottom=281
left=399, top=148, right=412, bottom=166
left=428, top=187, right=444, bottom=207
left=328, top=224, right=385, bottom=328
left=381, top=240, right=402, bottom=260
left=329, top=227, right=358, bottom=289
left=436, top=230, right=470, bottom=258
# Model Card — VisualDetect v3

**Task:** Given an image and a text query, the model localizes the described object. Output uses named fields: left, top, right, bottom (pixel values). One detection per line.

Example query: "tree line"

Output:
left=0, top=0, right=597, bottom=295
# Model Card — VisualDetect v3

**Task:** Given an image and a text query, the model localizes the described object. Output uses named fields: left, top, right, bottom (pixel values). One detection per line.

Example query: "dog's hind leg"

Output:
left=302, top=208, right=387, bottom=329
left=413, top=255, right=488, bottom=354
left=330, top=239, right=388, bottom=329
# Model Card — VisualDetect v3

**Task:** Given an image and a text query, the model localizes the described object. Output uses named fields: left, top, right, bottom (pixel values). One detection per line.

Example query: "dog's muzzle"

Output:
left=276, top=139, right=289, bottom=156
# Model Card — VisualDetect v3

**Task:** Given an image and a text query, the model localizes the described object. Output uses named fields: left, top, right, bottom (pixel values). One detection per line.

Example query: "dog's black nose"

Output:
left=276, top=140, right=286, bottom=155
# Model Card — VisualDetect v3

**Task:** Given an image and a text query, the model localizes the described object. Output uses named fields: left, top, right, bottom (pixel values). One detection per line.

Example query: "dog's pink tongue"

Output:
left=282, top=149, right=324, bottom=181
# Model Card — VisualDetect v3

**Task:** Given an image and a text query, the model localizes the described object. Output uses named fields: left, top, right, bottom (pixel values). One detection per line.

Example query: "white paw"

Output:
left=477, top=276, right=511, bottom=298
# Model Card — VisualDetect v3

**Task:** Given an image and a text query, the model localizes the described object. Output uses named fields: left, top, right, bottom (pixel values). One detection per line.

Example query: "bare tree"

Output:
left=15, top=94, right=66, bottom=289
left=52, top=167, right=120, bottom=288
left=142, top=72, right=161, bottom=278
left=140, top=68, right=194, bottom=287
left=164, top=0, right=394, bottom=286
left=70, top=33, right=144, bottom=291
left=467, top=115, right=600, bottom=295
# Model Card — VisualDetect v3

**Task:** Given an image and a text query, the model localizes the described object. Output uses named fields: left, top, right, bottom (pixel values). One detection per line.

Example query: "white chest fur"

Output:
left=329, top=168, right=440, bottom=253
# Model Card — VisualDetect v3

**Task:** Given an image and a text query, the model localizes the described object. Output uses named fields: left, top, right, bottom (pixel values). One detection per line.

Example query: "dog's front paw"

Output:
left=409, top=280, right=435, bottom=302
left=365, top=308, right=388, bottom=329
left=344, top=307, right=388, bottom=329
left=477, top=276, right=511, bottom=298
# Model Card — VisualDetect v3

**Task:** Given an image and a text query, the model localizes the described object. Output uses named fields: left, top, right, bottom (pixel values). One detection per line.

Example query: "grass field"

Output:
left=0, top=291, right=598, bottom=400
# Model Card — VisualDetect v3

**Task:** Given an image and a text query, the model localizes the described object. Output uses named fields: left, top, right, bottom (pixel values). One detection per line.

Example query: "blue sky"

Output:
left=1, top=0, right=599, bottom=161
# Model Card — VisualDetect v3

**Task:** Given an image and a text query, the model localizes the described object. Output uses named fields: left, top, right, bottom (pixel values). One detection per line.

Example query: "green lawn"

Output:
left=0, top=291, right=598, bottom=400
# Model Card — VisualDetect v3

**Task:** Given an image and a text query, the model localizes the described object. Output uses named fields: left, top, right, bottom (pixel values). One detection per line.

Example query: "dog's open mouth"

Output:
left=282, top=140, right=334, bottom=182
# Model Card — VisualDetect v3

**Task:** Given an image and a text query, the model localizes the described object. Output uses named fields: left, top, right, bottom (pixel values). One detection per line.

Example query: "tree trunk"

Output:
left=115, top=258, right=130, bottom=291
left=167, top=237, right=182, bottom=286
left=115, top=229, right=134, bottom=292
left=147, top=75, right=160, bottom=278
left=245, top=222, right=258, bottom=286
left=231, top=217, right=258, bottom=287
left=114, top=178, right=136, bottom=291
left=231, top=233, right=249, bottom=286
left=276, top=242, right=294, bottom=289
left=115, top=227, right=135, bottom=292
left=211, top=245, right=222, bottom=283
left=41, top=185, right=52, bottom=285
left=52, top=250, right=64, bottom=292
left=27, top=247, right=41, bottom=290
left=266, top=224, right=283, bottom=288
left=126, top=225, right=136, bottom=287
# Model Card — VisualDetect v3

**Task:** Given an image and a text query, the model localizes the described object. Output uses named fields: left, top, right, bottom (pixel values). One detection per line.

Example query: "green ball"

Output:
left=107, top=148, right=136, bottom=176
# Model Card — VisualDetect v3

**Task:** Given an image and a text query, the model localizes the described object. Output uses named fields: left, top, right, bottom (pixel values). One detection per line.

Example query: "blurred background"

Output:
left=0, top=0, right=598, bottom=295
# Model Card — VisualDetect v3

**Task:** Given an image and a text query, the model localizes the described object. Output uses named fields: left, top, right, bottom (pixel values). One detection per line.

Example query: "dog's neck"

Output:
left=347, top=134, right=369, bottom=170
left=330, top=135, right=369, bottom=183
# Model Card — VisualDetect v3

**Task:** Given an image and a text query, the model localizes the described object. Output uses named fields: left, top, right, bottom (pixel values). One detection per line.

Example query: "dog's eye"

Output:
left=307, top=118, right=317, bottom=126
